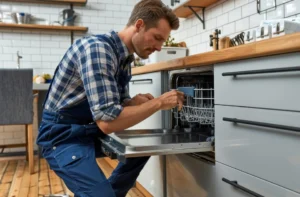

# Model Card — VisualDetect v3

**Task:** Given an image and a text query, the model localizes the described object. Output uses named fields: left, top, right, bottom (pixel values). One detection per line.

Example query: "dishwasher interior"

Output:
left=170, top=68, right=215, bottom=163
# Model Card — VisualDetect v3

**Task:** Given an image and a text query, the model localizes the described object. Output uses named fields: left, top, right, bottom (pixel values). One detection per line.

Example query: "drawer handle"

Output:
left=222, top=178, right=264, bottom=197
left=130, top=79, right=153, bottom=84
left=222, top=66, right=300, bottom=77
left=223, top=117, right=300, bottom=133
left=167, top=51, right=177, bottom=54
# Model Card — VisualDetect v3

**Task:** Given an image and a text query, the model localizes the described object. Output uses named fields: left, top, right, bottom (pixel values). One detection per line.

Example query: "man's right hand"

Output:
left=157, top=90, right=185, bottom=111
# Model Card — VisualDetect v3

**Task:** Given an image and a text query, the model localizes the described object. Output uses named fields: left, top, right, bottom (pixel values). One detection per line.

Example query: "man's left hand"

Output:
left=125, top=93, right=155, bottom=106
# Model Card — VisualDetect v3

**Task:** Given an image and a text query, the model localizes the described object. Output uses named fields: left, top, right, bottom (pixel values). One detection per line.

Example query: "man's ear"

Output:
left=135, top=19, right=144, bottom=32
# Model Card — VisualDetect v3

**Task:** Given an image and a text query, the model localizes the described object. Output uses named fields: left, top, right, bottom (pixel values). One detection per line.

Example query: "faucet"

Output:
left=17, top=51, right=22, bottom=69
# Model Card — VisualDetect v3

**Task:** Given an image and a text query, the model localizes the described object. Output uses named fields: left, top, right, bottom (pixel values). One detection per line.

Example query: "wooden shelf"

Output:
left=0, top=23, right=88, bottom=32
left=1, top=0, right=87, bottom=6
left=173, top=0, right=219, bottom=18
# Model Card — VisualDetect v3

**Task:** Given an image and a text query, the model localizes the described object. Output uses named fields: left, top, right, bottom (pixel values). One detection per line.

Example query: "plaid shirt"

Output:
left=44, top=30, right=134, bottom=121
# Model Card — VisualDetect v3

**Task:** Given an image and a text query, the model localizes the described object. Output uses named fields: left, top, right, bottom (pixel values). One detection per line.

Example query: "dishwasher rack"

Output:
left=173, top=78, right=214, bottom=127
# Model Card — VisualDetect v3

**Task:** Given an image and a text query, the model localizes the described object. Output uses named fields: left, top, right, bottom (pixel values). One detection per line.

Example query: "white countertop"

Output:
left=33, top=83, right=50, bottom=90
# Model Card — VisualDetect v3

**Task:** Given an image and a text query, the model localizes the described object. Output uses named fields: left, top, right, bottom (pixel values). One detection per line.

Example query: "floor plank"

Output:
left=28, top=157, right=39, bottom=197
left=0, top=161, right=18, bottom=197
left=8, top=160, right=26, bottom=197
left=0, top=161, right=8, bottom=181
left=38, top=159, right=50, bottom=196
left=49, top=169, right=64, bottom=195
left=0, top=157, right=147, bottom=197
left=18, top=164, right=30, bottom=197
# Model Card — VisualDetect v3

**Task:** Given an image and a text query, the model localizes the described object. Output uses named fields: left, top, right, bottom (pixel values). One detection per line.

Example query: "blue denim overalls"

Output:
left=37, top=35, right=150, bottom=197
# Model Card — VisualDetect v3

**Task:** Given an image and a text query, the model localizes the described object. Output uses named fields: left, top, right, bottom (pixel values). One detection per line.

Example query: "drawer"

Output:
left=215, top=162, right=300, bottom=197
left=214, top=52, right=300, bottom=111
left=215, top=105, right=300, bottom=193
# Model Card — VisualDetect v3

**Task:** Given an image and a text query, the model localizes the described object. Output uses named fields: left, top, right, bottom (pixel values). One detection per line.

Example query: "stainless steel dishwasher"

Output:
left=99, top=66, right=215, bottom=163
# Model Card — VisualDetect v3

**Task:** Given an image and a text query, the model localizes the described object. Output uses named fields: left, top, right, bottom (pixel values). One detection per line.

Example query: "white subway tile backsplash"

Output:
left=31, top=55, right=42, bottom=62
left=106, top=4, right=120, bottom=11
left=235, top=0, right=249, bottom=8
left=122, top=5, right=133, bottom=12
left=22, top=47, right=41, bottom=55
left=235, top=17, right=249, bottom=32
left=267, top=5, right=284, bottom=19
left=242, top=1, right=257, bottom=17
left=229, top=7, right=242, bottom=22
left=12, top=40, right=31, bottom=47
left=0, top=54, right=13, bottom=61
left=113, top=11, right=129, bottom=18
left=0, top=4, right=11, bottom=11
left=91, top=17, right=106, bottom=23
left=206, top=18, right=217, bottom=30
left=210, top=4, right=223, bottom=18
left=217, top=13, right=229, bottom=26
left=113, top=0, right=127, bottom=5
left=222, top=22, right=236, bottom=35
left=249, top=13, right=265, bottom=28
left=223, top=0, right=235, bottom=13
left=285, top=0, right=300, bottom=17
left=192, top=34, right=202, bottom=45
left=201, top=31, right=211, bottom=42
left=3, top=47, right=19, bottom=54
left=0, top=40, right=12, bottom=46
left=98, top=11, right=113, bottom=17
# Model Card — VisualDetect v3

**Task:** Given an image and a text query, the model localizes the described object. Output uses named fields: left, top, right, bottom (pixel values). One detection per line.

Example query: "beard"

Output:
left=133, top=45, right=151, bottom=59
left=132, top=33, right=152, bottom=59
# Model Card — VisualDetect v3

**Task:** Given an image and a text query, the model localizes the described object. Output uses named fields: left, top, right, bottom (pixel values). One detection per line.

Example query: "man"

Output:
left=37, top=0, right=184, bottom=196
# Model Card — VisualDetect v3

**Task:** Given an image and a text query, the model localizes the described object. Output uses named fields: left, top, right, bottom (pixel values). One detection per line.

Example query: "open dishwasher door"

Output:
left=99, top=129, right=214, bottom=163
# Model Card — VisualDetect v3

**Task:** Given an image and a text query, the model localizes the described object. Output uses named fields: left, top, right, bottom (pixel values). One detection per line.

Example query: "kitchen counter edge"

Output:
left=132, top=32, right=300, bottom=75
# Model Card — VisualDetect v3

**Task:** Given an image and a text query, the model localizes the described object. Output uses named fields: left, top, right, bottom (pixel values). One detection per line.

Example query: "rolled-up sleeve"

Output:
left=77, top=42, right=123, bottom=121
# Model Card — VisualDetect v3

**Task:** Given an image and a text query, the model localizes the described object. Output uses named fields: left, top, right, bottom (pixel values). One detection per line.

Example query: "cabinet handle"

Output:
left=167, top=50, right=177, bottom=54
left=222, top=66, right=300, bottom=77
left=223, top=117, right=300, bottom=133
left=130, top=79, right=153, bottom=84
left=222, top=178, right=264, bottom=197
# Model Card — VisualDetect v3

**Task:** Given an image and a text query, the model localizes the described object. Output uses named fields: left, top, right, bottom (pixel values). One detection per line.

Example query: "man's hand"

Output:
left=157, top=90, right=185, bottom=111
left=124, top=93, right=155, bottom=106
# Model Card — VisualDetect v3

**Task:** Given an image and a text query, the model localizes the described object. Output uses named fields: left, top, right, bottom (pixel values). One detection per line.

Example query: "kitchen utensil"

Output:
left=60, top=9, right=77, bottom=26
left=209, top=29, right=221, bottom=50
left=219, top=37, right=231, bottom=49
left=12, top=12, right=31, bottom=24
left=0, top=12, right=16, bottom=23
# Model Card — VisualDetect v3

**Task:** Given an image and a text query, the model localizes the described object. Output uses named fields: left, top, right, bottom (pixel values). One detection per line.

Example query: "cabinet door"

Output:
left=215, top=105, right=300, bottom=193
left=167, top=154, right=216, bottom=197
left=137, top=156, right=164, bottom=197
left=214, top=52, right=300, bottom=111
left=128, top=72, right=163, bottom=129
left=215, top=162, right=300, bottom=197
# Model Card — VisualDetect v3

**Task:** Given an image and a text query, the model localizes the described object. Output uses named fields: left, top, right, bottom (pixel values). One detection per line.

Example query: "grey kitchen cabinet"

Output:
left=215, top=105, right=300, bottom=194
left=215, top=162, right=300, bottom=197
left=214, top=52, right=300, bottom=112
left=214, top=52, right=300, bottom=195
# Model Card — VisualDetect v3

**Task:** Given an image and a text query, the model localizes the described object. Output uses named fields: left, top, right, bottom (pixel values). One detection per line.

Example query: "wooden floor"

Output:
left=0, top=157, right=145, bottom=197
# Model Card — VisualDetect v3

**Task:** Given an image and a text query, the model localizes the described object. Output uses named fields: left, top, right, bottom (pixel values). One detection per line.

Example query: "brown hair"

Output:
left=127, top=0, right=179, bottom=30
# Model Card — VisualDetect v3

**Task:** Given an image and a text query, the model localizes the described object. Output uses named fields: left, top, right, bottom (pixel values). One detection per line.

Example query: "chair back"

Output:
left=0, top=69, right=33, bottom=125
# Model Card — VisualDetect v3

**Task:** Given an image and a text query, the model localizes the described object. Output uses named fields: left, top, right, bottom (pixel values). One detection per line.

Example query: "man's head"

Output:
left=127, top=0, right=179, bottom=59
